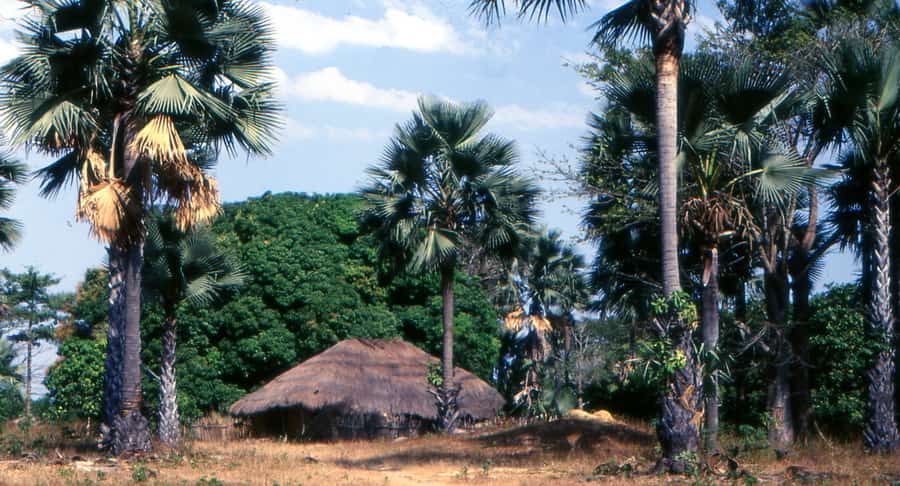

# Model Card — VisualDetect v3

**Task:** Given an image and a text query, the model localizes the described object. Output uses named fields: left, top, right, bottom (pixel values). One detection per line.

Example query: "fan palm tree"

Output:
left=585, top=52, right=815, bottom=451
left=0, top=158, right=27, bottom=252
left=361, top=96, right=540, bottom=432
left=816, top=38, right=900, bottom=452
left=143, top=211, right=244, bottom=447
left=496, top=229, right=587, bottom=417
left=676, top=57, right=816, bottom=451
left=471, top=0, right=695, bottom=466
left=471, top=0, right=691, bottom=296
left=0, top=0, right=278, bottom=453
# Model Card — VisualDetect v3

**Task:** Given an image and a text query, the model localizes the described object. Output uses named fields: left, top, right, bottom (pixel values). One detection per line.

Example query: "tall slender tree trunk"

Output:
left=764, top=270, right=794, bottom=450
left=441, top=265, right=455, bottom=388
left=113, top=239, right=151, bottom=455
left=159, top=315, right=180, bottom=447
left=790, top=184, right=818, bottom=441
left=701, top=246, right=720, bottom=452
left=102, top=246, right=126, bottom=446
left=24, top=326, right=32, bottom=420
left=655, top=46, right=701, bottom=472
left=864, top=160, right=899, bottom=452
left=789, top=262, right=812, bottom=441
left=436, top=264, right=459, bottom=432
left=656, top=50, right=681, bottom=297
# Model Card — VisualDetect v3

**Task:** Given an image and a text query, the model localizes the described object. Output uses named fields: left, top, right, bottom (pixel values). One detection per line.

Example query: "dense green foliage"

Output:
left=808, top=285, right=878, bottom=433
left=44, top=337, right=105, bottom=421
left=47, top=193, right=501, bottom=422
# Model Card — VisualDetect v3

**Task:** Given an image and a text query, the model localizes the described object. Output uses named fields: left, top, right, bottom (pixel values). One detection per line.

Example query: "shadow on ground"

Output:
left=334, top=418, right=655, bottom=470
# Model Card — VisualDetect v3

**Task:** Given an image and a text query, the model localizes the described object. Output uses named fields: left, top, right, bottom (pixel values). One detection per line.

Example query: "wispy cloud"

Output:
left=260, top=2, right=473, bottom=55
left=282, top=118, right=391, bottom=143
left=494, top=104, right=585, bottom=130
left=280, top=67, right=585, bottom=131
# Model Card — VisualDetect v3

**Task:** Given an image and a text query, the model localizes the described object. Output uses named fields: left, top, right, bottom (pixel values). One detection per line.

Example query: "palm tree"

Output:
left=471, top=0, right=695, bottom=466
left=143, top=211, right=244, bottom=447
left=0, top=157, right=27, bottom=251
left=816, top=38, right=900, bottom=452
left=361, top=96, right=540, bottom=431
left=0, top=0, right=278, bottom=454
left=496, top=229, right=587, bottom=417
left=677, top=58, right=816, bottom=451
left=585, top=52, right=815, bottom=451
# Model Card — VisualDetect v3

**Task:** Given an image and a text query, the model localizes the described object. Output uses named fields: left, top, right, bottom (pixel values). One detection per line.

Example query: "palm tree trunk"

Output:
left=864, top=160, right=899, bottom=452
left=656, top=49, right=682, bottom=296
left=436, top=264, right=460, bottom=432
left=790, top=184, right=818, bottom=441
left=441, top=265, right=455, bottom=388
left=655, top=47, right=701, bottom=471
left=764, top=270, right=795, bottom=450
left=789, top=262, right=812, bottom=441
left=102, top=246, right=126, bottom=446
left=658, top=322, right=702, bottom=471
left=701, top=246, right=719, bottom=452
left=112, top=239, right=151, bottom=455
left=159, top=314, right=180, bottom=448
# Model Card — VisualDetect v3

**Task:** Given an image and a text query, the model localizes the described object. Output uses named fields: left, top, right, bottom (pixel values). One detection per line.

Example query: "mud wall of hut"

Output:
left=243, top=407, right=436, bottom=440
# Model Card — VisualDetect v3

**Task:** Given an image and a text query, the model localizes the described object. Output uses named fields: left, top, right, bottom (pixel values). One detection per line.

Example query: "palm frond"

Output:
left=468, top=0, right=587, bottom=24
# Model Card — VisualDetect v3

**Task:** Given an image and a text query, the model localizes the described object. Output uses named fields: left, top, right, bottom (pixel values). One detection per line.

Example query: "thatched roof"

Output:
left=229, top=338, right=504, bottom=420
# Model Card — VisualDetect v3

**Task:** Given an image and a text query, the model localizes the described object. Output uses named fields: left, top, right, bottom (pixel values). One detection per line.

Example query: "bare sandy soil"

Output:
left=1, top=418, right=898, bottom=485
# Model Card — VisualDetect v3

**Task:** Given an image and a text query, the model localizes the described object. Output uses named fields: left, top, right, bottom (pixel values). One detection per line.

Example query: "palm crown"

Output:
left=143, top=210, right=245, bottom=314
left=361, top=96, right=540, bottom=274
left=0, top=0, right=280, bottom=244
left=0, top=157, right=27, bottom=251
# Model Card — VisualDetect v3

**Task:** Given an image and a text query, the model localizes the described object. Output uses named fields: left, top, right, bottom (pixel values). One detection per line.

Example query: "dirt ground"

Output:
left=1, top=418, right=898, bottom=485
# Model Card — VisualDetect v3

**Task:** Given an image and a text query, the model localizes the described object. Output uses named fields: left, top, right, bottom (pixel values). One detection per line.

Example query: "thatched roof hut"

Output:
left=229, top=338, right=504, bottom=439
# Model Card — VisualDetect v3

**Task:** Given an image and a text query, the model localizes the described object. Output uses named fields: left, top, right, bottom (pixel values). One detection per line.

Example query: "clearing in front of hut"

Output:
left=1, top=416, right=897, bottom=485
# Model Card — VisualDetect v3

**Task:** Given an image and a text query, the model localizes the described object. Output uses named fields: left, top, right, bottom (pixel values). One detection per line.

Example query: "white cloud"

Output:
left=285, top=67, right=418, bottom=112
left=0, top=0, right=25, bottom=31
left=494, top=103, right=585, bottom=130
left=0, top=38, right=17, bottom=65
left=260, top=2, right=473, bottom=55
left=281, top=67, right=585, bottom=131
left=282, top=118, right=390, bottom=143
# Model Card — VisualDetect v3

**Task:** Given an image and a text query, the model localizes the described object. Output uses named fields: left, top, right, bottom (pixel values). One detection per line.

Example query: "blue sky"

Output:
left=1, top=0, right=856, bottom=291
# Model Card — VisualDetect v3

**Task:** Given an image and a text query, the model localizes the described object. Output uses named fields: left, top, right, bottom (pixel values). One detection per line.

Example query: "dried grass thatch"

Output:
left=229, top=339, right=504, bottom=421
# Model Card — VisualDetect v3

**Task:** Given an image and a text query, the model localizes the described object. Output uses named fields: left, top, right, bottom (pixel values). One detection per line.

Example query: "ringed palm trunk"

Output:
left=438, top=264, right=459, bottom=432
left=864, top=159, right=899, bottom=452
left=655, top=45, right=701, bottom=470
left=112, top=236, right=152, bottom=455
left=158, top=314, right=180, bottom=447
left=701, top=246, right=720, bottom=452
left=656, top=50, right=681, bottom=297
left=102, top=246, right=126, bottom=444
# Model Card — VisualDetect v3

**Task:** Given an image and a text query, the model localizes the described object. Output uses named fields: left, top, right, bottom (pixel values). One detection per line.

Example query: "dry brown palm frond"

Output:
left=503, top=309, right=553, bottom=333
left=128, top=115, right=188, bottom=165
left=76, top=178, right=141, bottom=243
left=78, top=149, right=108, bottom=188
left=172, top=172, right=221, bottom=230
left=680, top=193, right=760, bottom=245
